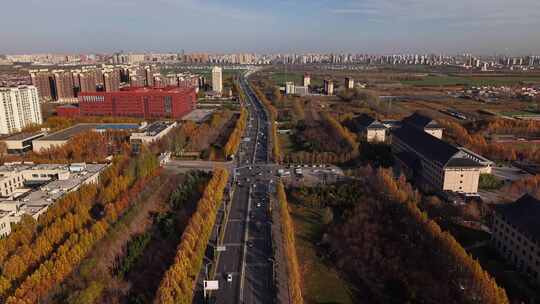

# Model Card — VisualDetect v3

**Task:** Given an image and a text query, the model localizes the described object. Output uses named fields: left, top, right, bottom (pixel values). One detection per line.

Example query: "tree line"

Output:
left=277, top=182, right=303, bottom=304
left=2, top=130, right=131, bottom=165
left=320, top=112, right=358, bottom=152
left=153, top=168, right=229, bottom=304
left=323, top=167, right=509, bottom=304
left=224, top=107, right=248, bottom=158
left=0, top=149, right=160, bottom=303
left=439, top=119, right=520, bottom=162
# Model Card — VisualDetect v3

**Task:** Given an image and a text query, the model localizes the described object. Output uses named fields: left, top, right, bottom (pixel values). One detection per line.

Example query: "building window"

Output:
left=164, top=96, right=172, bottom=113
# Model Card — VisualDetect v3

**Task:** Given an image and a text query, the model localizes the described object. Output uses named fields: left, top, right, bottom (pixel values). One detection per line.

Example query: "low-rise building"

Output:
left=285, top=82, right=309, bottom=96
left=491, top=194, right=540, bottom=283
left=0, top=210, right=13, bottom=237
left=402, top=113, right=443, bottom=139
left=345, top=114, right=387, bottom=142
left=0, top=162, right=107, bottom=236
left=2, top=132, right=46, bottom=154
left=32, top=123, right=140, bottom=152
left=392, top=125, right=483, bottom=194
left=130, top=121, right=177, bottom=145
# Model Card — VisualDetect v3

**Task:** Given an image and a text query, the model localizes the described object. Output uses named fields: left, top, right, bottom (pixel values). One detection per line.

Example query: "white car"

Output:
left=227, top=273, right=233, bottom=282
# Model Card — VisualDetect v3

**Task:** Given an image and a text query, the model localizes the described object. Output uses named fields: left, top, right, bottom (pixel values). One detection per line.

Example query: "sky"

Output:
left=1, top=0, right=540, bottom=54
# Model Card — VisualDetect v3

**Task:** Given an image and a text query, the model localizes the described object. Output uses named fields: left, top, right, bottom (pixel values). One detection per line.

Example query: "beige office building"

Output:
left=346, top=114, right=387, bottom=142
left=491, top=194, right=540, bottom=283
left=392, top=125, right=482, bottom=194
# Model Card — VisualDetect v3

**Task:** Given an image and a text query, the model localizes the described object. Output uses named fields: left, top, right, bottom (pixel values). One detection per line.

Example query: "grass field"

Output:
left=401, top=75, right=540, bottom=86
left=267, top=71, right=324, bottom=87
left=291, top=204, right=354, bottom=304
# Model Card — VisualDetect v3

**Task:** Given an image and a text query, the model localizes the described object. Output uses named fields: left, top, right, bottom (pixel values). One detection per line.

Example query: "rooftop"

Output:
left=79, top=86, right=195, bottom=95
left=402, top=112, right=442, bottom=130
left=139, top=121, right=175, bottom=136
left=345, top=114, right=387, bottom=131
left=393, top=125, right=458, bottom=165
left=0, top=163, right=107, bottom=207
left=37, top=123, right=140, bottom=141
left=445, top=157, right=485, bottom=168
left=4, top=131, right=46, bottom=141
left=494, top=194, right=540, bottom=242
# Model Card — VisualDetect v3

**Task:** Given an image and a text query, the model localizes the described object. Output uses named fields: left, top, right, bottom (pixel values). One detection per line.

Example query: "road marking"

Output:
left=245, top=263, right=271, bottom=268
left=222, top=243, right=243, bottom=247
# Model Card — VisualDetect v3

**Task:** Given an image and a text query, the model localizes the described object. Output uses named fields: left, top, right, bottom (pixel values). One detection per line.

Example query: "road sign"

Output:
left=204, top=280, right=219, bottom=290
left=216, top=246, right=227, bottom=252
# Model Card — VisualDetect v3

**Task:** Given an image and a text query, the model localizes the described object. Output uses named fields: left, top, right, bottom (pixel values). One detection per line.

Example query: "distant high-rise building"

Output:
left=130, top=76, right=145, bottom=88
left=30, top=70, right=53, bottom=101
left=324, top=79, right=334, bottom=95
left=212, top=66, right=223, bottom=93
left=345, top=77, right=354, bottom=89
left=53, top=70, right=76, bottom=102
left=303, top=73, right=311, bottom=87
left=145, top=66, right=158, bottom=87
left=127, top=54, right=145, bottom=64
left=0, top=86, right=43, bottom=134
left=78, top=71, right=98, bottom=93
left=103, top=69, right=121, bottom=92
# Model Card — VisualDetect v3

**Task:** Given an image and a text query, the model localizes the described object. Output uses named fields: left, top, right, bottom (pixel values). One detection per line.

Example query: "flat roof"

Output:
left=4, top=131, right=46, bottom=141
left=37, top=123, right=140, bottom=141
left=8, top=163, right=107, bottom=206
left=140, top=121, right=175, bottom=136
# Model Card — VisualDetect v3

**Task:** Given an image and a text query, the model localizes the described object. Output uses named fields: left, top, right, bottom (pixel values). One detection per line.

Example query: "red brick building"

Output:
left=58, top=87, right=196, bottom=119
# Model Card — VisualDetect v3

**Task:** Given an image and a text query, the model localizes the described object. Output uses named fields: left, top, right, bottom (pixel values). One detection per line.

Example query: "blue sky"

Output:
left=1, top=0, right=540, bottom=54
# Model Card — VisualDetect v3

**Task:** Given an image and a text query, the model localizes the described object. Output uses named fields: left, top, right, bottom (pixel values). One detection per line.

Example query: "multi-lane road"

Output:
left=196, top=75, right=279, bottom=304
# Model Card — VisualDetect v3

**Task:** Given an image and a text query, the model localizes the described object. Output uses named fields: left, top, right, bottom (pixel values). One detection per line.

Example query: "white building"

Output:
left=0, top=162, right=107, bottom=236
left=130, top=121, right=177, bottom=145
left=285, top=82, right=309, bottom=96
left=212, top=66, right=223, bottom=94
left=0, top=86, right=43, bottom=135
left=1, top=210, right=13, bottom=237
left=303, top=74, right=311, bottom=87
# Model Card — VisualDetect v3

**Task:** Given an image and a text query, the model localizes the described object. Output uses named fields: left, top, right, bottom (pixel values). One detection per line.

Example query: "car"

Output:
left=227, top=273, right=233, bottom=282
left=256, top=202, right=261, bottom=208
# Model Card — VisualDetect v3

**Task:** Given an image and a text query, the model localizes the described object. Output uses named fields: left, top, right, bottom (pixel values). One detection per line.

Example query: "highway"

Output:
left=195, top=75, right=278, bottom=304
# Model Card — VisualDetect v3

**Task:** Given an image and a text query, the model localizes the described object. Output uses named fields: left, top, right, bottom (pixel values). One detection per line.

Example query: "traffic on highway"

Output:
left=200, top=75, right=276, bottom=304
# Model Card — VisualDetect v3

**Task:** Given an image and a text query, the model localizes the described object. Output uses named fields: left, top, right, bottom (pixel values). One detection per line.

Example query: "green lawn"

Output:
left=401, top=75, right=540, bottom=86
left=498, top=110, right=538, bottom=116
left=269, top=71, right=304, bottom=86
left=291, top=204, right=354, bottom=304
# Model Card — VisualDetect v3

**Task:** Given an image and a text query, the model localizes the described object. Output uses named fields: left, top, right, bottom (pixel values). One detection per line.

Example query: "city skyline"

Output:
left=1, top=0, right=540, bottom=54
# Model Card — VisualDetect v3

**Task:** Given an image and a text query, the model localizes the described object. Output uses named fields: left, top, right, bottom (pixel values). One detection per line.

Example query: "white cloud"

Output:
left=330, top=0, right=540, bottom=27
